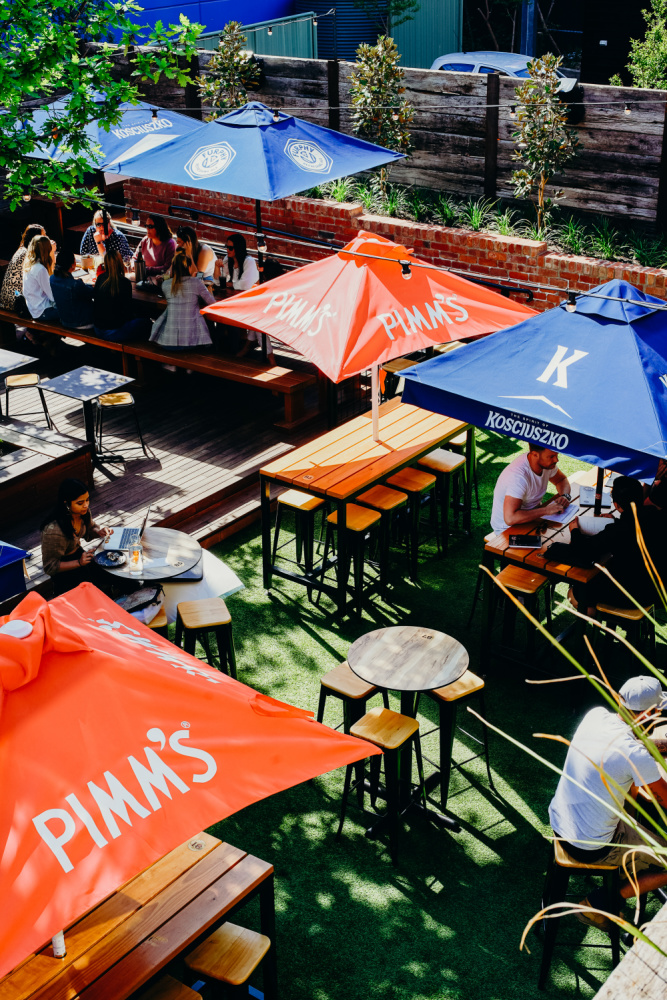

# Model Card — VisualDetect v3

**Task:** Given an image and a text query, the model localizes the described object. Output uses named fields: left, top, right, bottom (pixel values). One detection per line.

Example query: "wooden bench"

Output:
left=0, top=308, right=318, bottom=430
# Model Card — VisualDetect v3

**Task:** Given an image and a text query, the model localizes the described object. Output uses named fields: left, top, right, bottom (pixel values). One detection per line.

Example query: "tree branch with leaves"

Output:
left=197, top=21, right=261, bottom=119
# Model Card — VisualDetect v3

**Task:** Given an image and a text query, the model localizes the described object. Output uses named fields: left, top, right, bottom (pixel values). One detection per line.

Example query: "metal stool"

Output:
left=4, top=372, right=54, bottom=428
left=450, top=428, right=480, bottom=513
left=317, top=661, right=389, bottom=733
left=356, top=484, right=408, bottom=598
left=318, top=503, right=382, bottom=616
left=596, top=602, right=656, bottom=656
left=336, top=706, right=426, bottom=865
left=386, top=466, right=438, bottom=580
left=185, top=922, right=271, bottom=997
left=135, top=974, right=202, bottom=999
left=422, top=669, right=495, bottom=812
left=417, top=448, right=466, bottom=554
left=95, top=391, right=150, bottom=458
left=272, top=489, right=326, bottom=600
left=175, top=598, right=237, bottom=678
left=538, top=840, right=621, bottom=990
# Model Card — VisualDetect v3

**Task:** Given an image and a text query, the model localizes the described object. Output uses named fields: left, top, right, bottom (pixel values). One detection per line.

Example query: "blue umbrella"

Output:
left=106, top=100, right=404, bottom=201
left=27, top=96, right=205, bottom=167
left=401, top=279, right=667, bottom=481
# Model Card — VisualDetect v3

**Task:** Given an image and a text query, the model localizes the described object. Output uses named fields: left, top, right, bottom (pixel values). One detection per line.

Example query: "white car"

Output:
left=429, top=51, right=578, bottom=92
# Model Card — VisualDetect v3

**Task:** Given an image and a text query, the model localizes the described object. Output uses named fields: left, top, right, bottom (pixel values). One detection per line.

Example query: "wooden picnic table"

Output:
left=0, top=833, right=276, bottom=1000
left=259, top=399, right=471, bottom=615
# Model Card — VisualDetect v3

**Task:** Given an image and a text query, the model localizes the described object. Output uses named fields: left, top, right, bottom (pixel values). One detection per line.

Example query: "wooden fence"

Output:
left=121, top=50, right=667, bottom=225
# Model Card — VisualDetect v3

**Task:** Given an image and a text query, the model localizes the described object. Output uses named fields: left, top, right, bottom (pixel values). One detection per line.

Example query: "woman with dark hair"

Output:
left=175, top=225, right=216, bottom=279
left=93, top=249, right=151, bottom=342
left=132, top=214, right=176, bottom=282
left=49, top=249, right=94, bottom=330
left=0, top=224, right=46, bottom=310
left=150, top=250, right=215, bottom=349
left=40, top=479, right=111, bottom=594
left=79, top=209, right=132, bottom=262
left=213, top=233, right=273, bottom=362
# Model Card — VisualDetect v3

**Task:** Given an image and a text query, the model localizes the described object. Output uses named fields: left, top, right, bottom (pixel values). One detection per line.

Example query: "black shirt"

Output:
left=93, top=273, right=134, bottom=330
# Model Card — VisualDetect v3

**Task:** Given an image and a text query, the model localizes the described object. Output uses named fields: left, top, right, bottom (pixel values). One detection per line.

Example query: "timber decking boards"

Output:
left=3, top=343, right=319, bottom=588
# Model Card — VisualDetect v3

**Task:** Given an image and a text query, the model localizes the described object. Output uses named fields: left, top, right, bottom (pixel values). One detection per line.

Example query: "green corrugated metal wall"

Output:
left=392, top=0, right=462, bottom=70
left=199, top=13, right=318, bottom=58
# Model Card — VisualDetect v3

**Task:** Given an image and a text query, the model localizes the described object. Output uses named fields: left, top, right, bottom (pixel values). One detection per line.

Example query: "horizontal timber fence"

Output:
left=120, top=50, right=667, bottom=227
left=122, top=181, right=667, bottom=311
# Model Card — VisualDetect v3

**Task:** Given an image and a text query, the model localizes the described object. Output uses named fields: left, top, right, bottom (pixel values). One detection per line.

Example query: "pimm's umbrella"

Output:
left=27, top=96, right=205, bottom=167
left=202, top=230, right=537, bottom=439
left=400, top=279, right=667, bottom=481
left=0, top=584, right=377, bottom=977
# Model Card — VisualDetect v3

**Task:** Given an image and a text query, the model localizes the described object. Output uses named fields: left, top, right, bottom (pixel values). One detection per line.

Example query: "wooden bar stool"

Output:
left=538, top=841, right=621, bottom=990
left=336, top=706, right=426, bottom=865
left=386, top=466, right=438, bottom=581
left=450, top=428, right=480, bottom=513
left=417, top=448, right=466, bottom=554
left=356, top=484, right=408, bottom=598
left=4, top=372, right=55, bottom=428
left=135, top=974, right=202, bottom=999
left=422, top=670, right=495, bottom=811
left=495, top=565, right=552, bottom=656
left=317, top=661, right=389, bottom=733
left=175, top=598, right=237, bottom=678
left=271, top=489, right=326, bottom=600
left=595, top=603, right=656, bottom=656
left=184, top=922, right=271, bottom=997
left=95, top=391, right=150, bottom=458
left=147, top=605, right=169, bottom=638
left=318, top=503, right=382, bottom=616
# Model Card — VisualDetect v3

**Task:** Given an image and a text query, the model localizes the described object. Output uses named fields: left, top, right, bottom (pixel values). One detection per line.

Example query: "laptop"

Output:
left=103, top=505, right=152, bottom=551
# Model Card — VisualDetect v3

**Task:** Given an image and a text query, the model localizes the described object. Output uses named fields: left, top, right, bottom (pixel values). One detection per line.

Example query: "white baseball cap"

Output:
left=619, top=676, right=666, bottom=712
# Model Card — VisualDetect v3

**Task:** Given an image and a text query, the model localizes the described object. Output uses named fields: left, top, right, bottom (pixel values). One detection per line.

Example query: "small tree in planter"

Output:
left=198, top=21, right=261, bottom=119
left=511, top=53, right=579, bottom=233
left=349, top=35, right=413, bottom=201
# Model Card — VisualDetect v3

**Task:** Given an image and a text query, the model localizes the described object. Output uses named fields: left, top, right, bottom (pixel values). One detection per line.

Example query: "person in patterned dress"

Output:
left=0, top=223, right=45, bottom=310
left=79, top=210, right=132, bottom=263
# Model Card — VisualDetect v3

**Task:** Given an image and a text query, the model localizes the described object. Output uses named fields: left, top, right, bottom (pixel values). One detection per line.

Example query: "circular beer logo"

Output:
left=185, top=143, right=236, bottom=180
left=284, top=139, right=333, bottom=174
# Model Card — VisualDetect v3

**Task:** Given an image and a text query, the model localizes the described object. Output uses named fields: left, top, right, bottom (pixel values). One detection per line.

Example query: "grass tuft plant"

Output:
left=321, top=176, right=358, bottom=203
left=457, top=196, right=497, bottom=232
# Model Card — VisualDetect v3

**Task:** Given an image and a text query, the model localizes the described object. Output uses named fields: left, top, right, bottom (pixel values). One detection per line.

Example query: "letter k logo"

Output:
left=536, top=345, right=588, bottom=388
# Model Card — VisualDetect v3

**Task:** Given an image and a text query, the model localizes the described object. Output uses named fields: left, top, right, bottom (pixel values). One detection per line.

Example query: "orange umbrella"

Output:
left=0, top=584, right=377, bottom=978
left=203, top=231, right=536, bottom=437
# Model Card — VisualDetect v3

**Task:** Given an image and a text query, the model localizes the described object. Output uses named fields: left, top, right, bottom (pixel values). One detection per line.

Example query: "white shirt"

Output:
left=549, top=707, right=660, bottom=849
left=23, top=262, right=55, bottom=318
left=221, top=254, right=259, bottom=291
left=490, top=453, right=559, bottom=533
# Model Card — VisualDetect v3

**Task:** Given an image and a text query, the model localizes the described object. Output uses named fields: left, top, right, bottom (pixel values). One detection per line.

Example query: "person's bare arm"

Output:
left=503, top=494, right=563, bottom=526
left=645, top=775, right=667, bottom=809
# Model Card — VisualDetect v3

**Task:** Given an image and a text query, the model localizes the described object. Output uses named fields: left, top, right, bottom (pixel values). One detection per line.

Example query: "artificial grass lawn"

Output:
left=202, top=430, right=665, bottom=1000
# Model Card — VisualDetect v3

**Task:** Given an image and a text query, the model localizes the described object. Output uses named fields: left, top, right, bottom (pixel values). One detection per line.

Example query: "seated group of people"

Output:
left=0, top=214, right=265, bottom=355
left=492, top=443, right=666, bottom=616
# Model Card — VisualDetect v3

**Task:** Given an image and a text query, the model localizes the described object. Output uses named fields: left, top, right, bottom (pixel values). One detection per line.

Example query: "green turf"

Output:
left=198, top=430, right=665, bottom=1000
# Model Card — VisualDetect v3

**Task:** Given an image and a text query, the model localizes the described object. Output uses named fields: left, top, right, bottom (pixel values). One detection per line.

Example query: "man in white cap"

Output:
left=548, top=676, right=667, bottom=929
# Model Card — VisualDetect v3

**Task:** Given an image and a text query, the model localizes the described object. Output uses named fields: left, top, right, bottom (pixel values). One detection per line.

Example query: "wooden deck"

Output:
left=2, top=338, right=321, bottom=590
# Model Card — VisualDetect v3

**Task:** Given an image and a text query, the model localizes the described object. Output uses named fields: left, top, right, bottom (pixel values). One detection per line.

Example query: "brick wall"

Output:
left=123, top=179, right=667, bottom=310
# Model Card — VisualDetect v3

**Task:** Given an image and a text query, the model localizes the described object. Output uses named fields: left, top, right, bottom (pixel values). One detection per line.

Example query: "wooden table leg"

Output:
left=261, top=474, right=273, bottom=591
left=260, top=872, right=278, bottom=1000
left=283, top=389, right=304, bottom=426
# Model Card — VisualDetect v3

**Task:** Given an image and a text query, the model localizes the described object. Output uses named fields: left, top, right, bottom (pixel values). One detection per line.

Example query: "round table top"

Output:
left=347, top=625, right=469, bottom=693
left=101, top=527, right=201, bottom=582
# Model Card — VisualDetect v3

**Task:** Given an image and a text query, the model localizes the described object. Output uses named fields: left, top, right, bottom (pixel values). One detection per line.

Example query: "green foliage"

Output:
left=511, top=54, right=579, bottom=230
left=405, top=187, right=431, bottom=222
left=349, top=35, right=414, bottom=199
left=629, top=231, right=667, bottom=267
left=381, top=182, right=411, bottom=218
left=354, top=178, right=377, bottom=212
left=197, top=21, right=261, bottom=118
left=491, top=207, right=520, bottom=236
left=433, top=192, right=458, bottom=226
left=352, top=0, right=421, bottom=31
left=588, top=217, right=628, bottom=261
left=0, top=0, right=202, bottom=208
left=457, top=196, right=497, bottom=231
left=623, top=0, right=667, bottom=88
left=555, top=215, right=589, bottom=256
left=321, top=176, right=358, bottom=203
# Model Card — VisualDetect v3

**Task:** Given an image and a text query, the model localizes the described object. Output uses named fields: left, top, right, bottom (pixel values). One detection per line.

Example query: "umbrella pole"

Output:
left=371, top=364, right=380, bottom=442
left=256, top=199, right=268, bottom=364
left=594, top=465, right=605, bottom=517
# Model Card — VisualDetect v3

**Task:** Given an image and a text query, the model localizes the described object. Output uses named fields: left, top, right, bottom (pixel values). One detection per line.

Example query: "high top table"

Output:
left=259, top=400, right=472, bottom=616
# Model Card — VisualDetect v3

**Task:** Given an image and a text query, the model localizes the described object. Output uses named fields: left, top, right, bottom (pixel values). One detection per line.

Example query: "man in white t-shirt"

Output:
left=490, top=445, right=571, bottom=533
left=548, top=676, right=667, bottom=929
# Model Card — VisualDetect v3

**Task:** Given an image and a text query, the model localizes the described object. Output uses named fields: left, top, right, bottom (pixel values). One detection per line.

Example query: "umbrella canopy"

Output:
left=202, top=231, right=537, bottom=382
left=0, top=584, right=376, bottom=977
left=401, top=279, right=667, bottom=478
left=106, top=101, right=404, bottom=199
left=27, top=96, right=205, bottom=167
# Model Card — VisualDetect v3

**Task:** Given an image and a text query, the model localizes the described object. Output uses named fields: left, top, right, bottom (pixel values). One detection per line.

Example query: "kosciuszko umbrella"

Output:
left=0, top=584, right=377, bottom=977
left=202, top=230, right=537, bottom=439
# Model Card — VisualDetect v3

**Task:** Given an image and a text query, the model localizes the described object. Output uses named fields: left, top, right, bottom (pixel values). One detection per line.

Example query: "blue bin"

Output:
left=0, top=543, right=28, bottom=602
